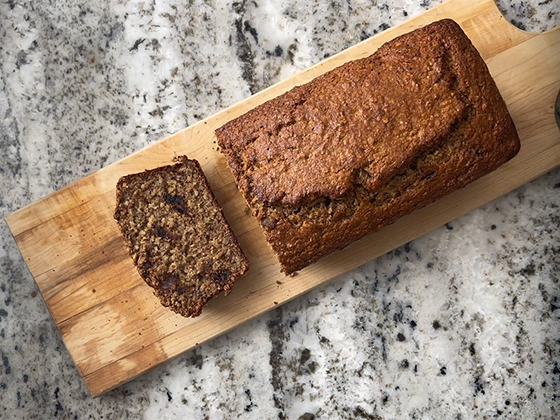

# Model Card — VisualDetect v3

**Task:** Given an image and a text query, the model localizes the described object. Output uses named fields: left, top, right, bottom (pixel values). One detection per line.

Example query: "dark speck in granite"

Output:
left=244, top=388, right=254, bottom=412
left=244, top=20, right=259, bottom=43
left=267, top=308, right=288, bottom=418
left=2, top=352, right=11, bottom=375
left=299, top=348, right=311, bottom=364
left=352, top=405, right=377, bottom=419
left=474, top=376, right=486, bottom=396
left=188, top=350, right=204, bottom=370
left=233, top=2, right=259, bottom=94
left=129, top=37, right=146, bottom=51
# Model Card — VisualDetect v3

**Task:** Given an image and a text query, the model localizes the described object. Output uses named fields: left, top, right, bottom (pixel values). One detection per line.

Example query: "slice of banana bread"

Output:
left=114, top=156, right=249, bottom=317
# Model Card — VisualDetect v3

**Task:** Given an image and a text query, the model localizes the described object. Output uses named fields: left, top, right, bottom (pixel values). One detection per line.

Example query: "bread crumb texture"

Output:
left=216, top=19, right=520, bottom=274
left=114, top=156, right=249, bottom=317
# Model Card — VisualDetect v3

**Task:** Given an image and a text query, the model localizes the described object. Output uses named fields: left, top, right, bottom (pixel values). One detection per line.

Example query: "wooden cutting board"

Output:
left=5, top=0, right=560, bottom=397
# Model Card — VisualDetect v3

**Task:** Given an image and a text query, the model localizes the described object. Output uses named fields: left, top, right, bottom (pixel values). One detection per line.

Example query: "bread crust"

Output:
left=216, top=19, right=520, bottom=274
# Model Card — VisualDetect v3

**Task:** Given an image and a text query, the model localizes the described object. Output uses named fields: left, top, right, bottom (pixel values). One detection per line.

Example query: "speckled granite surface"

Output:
left=1, top=0, right=559, bottom=418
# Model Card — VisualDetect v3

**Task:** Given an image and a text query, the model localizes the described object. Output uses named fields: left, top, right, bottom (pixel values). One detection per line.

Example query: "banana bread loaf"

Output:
left=216, top=19, right=520, bottom=275
left=114, top=156, right=249, bottom=317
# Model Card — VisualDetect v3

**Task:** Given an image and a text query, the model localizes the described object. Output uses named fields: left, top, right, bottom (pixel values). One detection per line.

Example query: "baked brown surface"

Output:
left=216, top=19, right=520, bottom=275
left=114, top=156, right=249, bottom=317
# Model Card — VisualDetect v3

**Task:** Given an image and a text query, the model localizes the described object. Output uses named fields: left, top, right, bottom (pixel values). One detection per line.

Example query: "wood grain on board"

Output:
left=5, top=0, right=560, bottom=397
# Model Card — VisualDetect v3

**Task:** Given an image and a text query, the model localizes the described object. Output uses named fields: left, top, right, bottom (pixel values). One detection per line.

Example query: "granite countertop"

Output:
left=1, top=0, right=559, bottom=418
